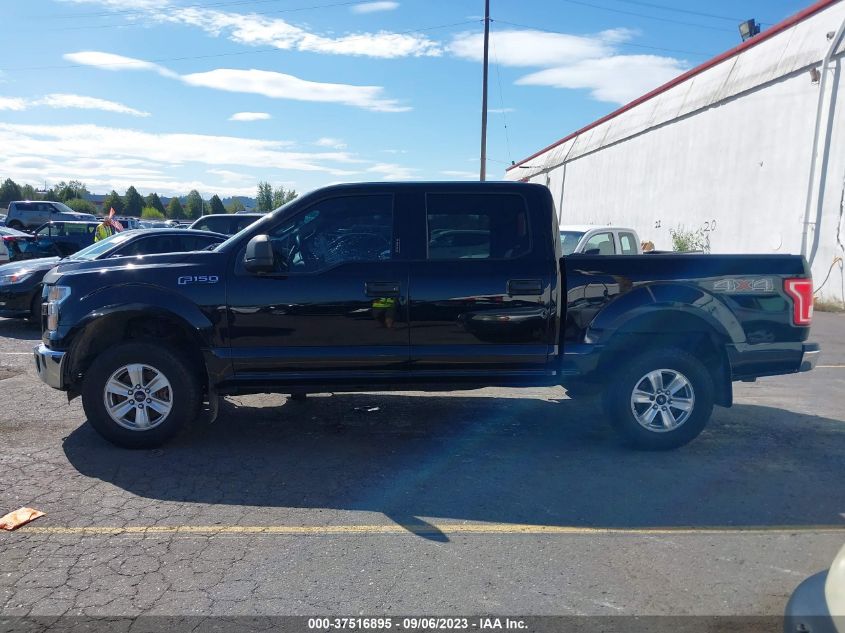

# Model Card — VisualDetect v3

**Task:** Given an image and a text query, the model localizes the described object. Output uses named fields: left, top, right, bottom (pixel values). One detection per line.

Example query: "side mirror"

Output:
left=244, top=234, right=276, bottom=273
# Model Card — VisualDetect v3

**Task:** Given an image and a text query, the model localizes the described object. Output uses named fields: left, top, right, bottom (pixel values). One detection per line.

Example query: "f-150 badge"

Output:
left=178, top=275, right=219, bottom=285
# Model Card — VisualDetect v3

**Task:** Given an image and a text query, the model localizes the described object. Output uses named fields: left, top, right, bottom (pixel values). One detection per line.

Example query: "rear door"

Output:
left=407, top=191, right=554, bottom=377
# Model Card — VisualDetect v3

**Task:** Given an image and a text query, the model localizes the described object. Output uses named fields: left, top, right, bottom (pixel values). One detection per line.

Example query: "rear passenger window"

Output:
left=426, top=194, right=530, bottom=260
left=619, top=232, right=638, bottom=255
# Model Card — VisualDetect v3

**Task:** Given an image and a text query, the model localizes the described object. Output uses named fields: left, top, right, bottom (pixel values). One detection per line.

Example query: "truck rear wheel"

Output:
left=603, top=348, right=714, bottom=450
left=81, top=341, right=200, bottom=449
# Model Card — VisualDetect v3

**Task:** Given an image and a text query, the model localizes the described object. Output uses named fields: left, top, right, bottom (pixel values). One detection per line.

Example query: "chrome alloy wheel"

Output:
left=102, top=364, right=173, bottom=431
left=630, top=369, right=695, bottom=432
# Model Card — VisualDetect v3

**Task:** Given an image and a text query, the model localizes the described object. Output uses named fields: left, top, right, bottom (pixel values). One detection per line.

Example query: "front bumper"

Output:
left=0, top=287, right=34, bottom=318
left=33, top=344, right=66, bottom=390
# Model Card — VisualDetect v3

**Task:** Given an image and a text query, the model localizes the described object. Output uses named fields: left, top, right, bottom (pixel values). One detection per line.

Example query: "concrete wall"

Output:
left=507, top=0, right=845, bottom=303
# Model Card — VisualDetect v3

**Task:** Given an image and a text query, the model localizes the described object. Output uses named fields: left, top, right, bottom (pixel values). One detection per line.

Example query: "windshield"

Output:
left=53, top=202, right=77, bottom=214
left=560, top=231, right=585, bottom=256
left=68, top=230, right=137, bottom=261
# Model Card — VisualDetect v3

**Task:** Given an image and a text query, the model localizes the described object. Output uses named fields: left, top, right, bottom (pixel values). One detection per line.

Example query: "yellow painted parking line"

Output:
left=13, top=523, right=845, bottom=536
left=818, top=364, right=845, bottom=368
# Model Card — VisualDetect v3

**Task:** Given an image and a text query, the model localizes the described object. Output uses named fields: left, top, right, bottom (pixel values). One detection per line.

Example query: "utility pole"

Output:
left=479, top=0, right=490, bottom=181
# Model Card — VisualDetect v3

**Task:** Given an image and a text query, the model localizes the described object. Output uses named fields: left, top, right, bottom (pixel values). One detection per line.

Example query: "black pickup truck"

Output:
left=33, top=182, right=820, bottom=450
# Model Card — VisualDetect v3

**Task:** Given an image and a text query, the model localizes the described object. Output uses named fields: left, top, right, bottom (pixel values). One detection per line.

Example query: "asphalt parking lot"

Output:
left=1, top=314, right=844, bottom=617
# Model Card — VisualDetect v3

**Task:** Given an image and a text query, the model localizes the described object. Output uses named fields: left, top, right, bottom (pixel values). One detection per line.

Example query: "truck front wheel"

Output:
left=81, top=341, right=200, bottom=449
left=603, top=348, right=714, bottom=450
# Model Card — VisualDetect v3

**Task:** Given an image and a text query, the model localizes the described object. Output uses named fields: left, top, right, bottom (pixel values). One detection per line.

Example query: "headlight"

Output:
left=46, top=285, right=71, bottom=330
left=0, top=271, right=33, bottom=285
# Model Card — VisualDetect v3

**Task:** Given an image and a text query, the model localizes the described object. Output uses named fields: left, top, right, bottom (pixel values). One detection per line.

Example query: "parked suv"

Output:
left=5, top=201, right=97, bottom=231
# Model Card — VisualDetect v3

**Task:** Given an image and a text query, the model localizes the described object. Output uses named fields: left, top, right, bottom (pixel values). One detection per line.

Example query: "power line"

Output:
left=492, top=19, right=716, bottom=58
left=33, top=0, right=362, bottom=20
left=610, top=0, right=772, bottom=26
left=0, top=20, right=481, bottom=72
left=490, top=36, right=513, bottom=164
left=551, top=0, right=736, bottom=33
left=39, top=1, right=377, bottom=32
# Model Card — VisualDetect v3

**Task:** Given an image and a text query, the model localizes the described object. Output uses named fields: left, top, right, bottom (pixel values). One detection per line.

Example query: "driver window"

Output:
left=266, top=195, right=393, bottom=273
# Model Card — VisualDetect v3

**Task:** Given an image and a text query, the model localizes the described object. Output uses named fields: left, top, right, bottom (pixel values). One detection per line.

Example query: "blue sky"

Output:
left=0, top=0, right=812, bottom=198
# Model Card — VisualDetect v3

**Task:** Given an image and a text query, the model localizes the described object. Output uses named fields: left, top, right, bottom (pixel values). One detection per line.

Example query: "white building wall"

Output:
left=507, top=0, right=845, bottom=303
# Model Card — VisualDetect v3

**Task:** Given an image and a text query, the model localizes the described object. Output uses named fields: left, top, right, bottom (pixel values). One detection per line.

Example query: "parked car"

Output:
left=560, top=225, right=642, bottom=255
left=0, top=228, right=225, bottom=320
left=0, top=226, right=36, bottom=263
left=31, top=221, right=99, bottom=258
left=34, top=182, right=818, bottom=450
left=785, top=542, right=845, bottom=632
left=189, top=213, right=263, bottom=235
left=5, top=201, right=97, bottom=231
left=0, top=213, right=7, bottom=226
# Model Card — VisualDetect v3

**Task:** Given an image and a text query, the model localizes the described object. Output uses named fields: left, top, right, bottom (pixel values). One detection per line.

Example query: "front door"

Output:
left=407, top=191, right=555, bottom=378
left=226, top=193, right=409, bottom=379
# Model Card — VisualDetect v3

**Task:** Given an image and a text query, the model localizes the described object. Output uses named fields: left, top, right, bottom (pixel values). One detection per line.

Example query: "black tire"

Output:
left=81, top=341, right=200, bottom=449
left=7, top=220, right=24, bottom=230
left=603, top=348, right=714, bottom=450
left=28, top=291, right=42, bottom=323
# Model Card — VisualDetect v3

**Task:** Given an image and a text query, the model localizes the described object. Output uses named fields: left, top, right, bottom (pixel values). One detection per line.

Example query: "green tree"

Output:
left=165, top=196, right=185, bottom=220
left=209, top=194, right=226, bottom=215
left=102, top=190, right=124, bottom=215
left=272, top=186, right=298, bottom=208
left=145, top=192, right=165, bottom=215
left=65, top=198, right=97, bottom=214
left=140, top=206, right=165, bottom=220
left=226, top=198, right=246, bottom=214
left=0, top=178, right=22, bottom=207
left=20, top=184, right=37, bottom=200
left=256, top=181, right=273, bottom=213
left=53, top=180, right=89, bottom=202
left=124, top=186, right=144, bottom=217
left=185, top=190, right=204, bottom=219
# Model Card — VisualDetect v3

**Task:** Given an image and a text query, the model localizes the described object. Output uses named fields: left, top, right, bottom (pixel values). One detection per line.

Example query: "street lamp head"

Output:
left=739, top=19, right=761, bottom=42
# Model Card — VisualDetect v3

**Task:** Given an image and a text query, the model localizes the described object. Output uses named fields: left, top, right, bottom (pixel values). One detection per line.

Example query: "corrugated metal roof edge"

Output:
left=506, top=0, right=842, bottom=172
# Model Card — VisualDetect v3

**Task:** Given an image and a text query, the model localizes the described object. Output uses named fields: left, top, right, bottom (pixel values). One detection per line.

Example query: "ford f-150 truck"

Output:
left=33, top=182, right=820, bottom=450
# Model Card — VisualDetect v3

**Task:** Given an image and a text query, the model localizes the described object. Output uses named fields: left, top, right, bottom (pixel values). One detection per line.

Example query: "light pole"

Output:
left=479, top=0, right=490, bottom=181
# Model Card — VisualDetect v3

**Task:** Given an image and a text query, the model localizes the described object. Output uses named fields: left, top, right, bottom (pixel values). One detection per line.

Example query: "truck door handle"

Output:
left=507, top=279, right=543, bottom=296
left=365, top=281, right=401, bottom=297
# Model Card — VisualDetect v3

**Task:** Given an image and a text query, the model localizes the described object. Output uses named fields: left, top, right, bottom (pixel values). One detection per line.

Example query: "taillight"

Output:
left=784, top=278, right=813, bottom=326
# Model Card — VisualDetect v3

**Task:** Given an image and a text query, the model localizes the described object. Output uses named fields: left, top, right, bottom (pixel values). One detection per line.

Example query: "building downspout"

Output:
left=801, top=15, right=845, bottom=261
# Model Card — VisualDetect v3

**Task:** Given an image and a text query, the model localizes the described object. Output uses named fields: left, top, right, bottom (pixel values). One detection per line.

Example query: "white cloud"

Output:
left=208, top=169, right=254, bottom=184
left=0, top=97, right=28, bottom=111
left=37, top=93, right=150, bottom=117
left=450, top=29, right=629, bottom=67
left=315, top=137, right=347, bottom=149
left=0, top=123, right=366, bottom=194
left=182, top=68, right=410, bottom=112
left=229, top=111, right=271, bottom=121
left=71, top=1, right=441, bottom=59
left=366, top=162, right=417, bottom=180
left=0, top=92, right=149, bottom=116
left=516, top=55, right=686, bottom=104
left=63, top=51, right=177, bottom=78
left=66, top=51, right=411, bottom=112
left=450, top=27, right=686, bottom=105
left=441, top=170, right=478, bottom=179
left=351, top=1, right=399, bottom=14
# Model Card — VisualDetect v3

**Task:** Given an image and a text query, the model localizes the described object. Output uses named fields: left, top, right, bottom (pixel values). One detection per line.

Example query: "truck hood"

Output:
left=0, top=256, right=61, bottom=275
left=43, top=252, right=198, bottom=285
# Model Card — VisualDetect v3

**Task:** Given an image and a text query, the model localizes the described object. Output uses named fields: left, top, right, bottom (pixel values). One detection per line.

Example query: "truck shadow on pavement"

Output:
left=62, top=392, right=845, bottom=540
